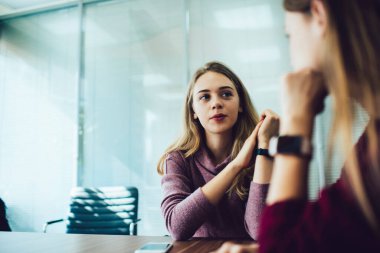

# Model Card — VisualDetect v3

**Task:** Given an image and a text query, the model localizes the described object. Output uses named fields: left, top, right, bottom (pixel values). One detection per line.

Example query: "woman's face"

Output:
left=192, top=71, right=241, bottom=137
left=285, top=11, right=323, bottom=71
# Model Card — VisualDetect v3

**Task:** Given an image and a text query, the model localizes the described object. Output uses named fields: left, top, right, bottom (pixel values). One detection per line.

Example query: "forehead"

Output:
left=193, top=71, right=235, bottom=93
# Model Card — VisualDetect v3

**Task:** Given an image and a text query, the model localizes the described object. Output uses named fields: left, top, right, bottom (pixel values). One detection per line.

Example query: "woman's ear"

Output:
left=311, top=0, right=328, bottom=38
left=193, top=113, right=198, bottom=119
left=238, top=106, right=243, bottom=113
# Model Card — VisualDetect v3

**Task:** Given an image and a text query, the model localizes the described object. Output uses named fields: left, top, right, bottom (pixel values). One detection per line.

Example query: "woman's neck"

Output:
left=205, top=131, right=233, bottom=165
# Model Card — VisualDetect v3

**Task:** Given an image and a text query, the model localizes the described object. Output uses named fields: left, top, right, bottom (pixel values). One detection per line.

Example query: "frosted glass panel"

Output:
left=188, top=0, right=289, bottom=114
left=0, top=8, right=79, bottom=232
left=82, top=0, right=186, bottom=235
left=0, top=0, right=350, bottom=235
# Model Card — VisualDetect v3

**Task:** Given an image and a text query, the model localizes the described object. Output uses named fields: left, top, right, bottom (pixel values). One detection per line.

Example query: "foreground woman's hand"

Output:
left=211, top=242, right=259, bottom=253
left=280, top=68, right=328, bottom=136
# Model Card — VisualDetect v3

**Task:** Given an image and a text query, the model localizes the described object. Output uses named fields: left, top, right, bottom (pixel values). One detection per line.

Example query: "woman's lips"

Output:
left=210, top=114, right=226, bottom=121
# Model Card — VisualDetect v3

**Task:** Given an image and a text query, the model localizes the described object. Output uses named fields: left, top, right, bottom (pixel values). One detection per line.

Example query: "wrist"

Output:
left=255, top=148, right=273, bottom=159
left=258, top=139, right=270, bottom=149
left=269, top=135, right=313, bottom=160
left=280, top=115, right=314, bottom=137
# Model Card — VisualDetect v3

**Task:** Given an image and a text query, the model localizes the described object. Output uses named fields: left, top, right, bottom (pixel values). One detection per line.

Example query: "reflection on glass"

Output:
left=0, top=7, right=79, bottom=232
left=82, top=0, right=186, bottom=235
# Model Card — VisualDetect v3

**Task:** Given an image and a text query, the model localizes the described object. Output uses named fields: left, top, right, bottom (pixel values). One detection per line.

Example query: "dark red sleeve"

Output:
left=258, top=180, right=380, bottom=253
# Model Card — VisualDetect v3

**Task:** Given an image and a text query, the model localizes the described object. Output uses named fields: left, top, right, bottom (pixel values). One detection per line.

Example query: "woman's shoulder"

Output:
left=166, top=150, right=186, bottom=162
left=164, top=150, right=193, bottom=174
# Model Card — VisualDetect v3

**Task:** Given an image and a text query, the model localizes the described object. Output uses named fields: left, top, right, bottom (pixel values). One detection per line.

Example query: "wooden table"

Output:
left=0, top=232, right=253, bottom=253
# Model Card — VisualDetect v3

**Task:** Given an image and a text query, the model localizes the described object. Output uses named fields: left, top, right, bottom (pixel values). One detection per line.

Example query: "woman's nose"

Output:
left=211, top=98, right=223, bottom=110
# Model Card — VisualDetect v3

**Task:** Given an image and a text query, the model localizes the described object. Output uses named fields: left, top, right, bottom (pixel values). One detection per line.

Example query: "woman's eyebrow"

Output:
left=196, top=89, right=210, bottom=94
left=196, top=85, right=234, bottom=94
left=219, top=86, right=234, bottom=90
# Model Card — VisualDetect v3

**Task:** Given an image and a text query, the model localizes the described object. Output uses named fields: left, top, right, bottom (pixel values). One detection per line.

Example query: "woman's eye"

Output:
left=222, top=91, right=233, bottom=98
left=199, top=94, right=210, bottom=101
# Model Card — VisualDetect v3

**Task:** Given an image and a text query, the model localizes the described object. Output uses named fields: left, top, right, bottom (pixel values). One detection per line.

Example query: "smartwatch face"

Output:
left=277, top=136, right=302, bottom=153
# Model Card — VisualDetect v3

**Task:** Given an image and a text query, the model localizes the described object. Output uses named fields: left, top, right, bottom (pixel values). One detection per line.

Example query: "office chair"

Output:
left=0, top=198, right=11, bottom=231
left=43, top=186, right=140, bottom=235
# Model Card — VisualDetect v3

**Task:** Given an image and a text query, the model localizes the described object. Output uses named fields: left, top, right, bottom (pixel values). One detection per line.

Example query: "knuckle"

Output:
left=223, top=242, right=233, bottom=247
left=231, top=245, right=244, bottom=253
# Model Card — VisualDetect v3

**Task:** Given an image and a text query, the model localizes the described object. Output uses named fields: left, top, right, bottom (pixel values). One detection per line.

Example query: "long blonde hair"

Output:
left=285, top=0, right=380, bottom=231
left=157, top=61, right=260, bottom=199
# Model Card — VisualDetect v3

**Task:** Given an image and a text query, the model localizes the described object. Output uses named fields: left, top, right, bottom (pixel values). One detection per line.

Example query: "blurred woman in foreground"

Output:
left=214, top=0, right=380, bottom=252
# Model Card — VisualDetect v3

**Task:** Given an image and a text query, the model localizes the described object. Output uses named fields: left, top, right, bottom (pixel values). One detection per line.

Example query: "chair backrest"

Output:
left=0, top=198, right=11, bottom=231
left=66, top=186, right=138, bottom=235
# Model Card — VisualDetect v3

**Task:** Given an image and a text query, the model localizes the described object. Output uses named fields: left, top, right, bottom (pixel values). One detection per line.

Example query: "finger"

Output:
left=230, top=245, right=245, bottom=253
left=251, top=121, right=263, bottom=137
left=260, top=111, right=266, bottom=120
left=260, top=109, right=280, bottom=122
left=246, top=243, right=259, bottom=252
left=213, top=243, right=245, bottom=253
left=229, top=244, right=259, bottom=253
left=211, top=242, right=234, bottom=253
left=244, top=122, right=262, bottom=150
left=260, top=109, right=274, bottom=118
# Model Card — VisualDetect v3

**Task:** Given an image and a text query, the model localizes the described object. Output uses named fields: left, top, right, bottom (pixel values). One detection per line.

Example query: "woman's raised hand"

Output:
left=280, top=68, right=328, bottom=136
left=257, top=109, right=280, bottom=148
left=231, top=121, right=263, bottom=170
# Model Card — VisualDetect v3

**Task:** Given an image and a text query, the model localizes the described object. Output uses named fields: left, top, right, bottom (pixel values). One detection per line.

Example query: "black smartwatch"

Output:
left=269, top=136, right=312, bottom=159
left=254, top=148, right=273, bottom=159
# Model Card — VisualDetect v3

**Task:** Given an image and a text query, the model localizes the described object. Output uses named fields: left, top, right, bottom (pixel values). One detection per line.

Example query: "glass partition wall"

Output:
left=0, top=7, right=79, bottom=232
left=0, top=0, right=350, bottom=236
left=81, top=0, right=188, bottom=234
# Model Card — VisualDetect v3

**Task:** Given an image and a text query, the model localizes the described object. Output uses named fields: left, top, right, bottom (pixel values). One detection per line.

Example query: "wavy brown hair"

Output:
left=284, top=0, right=380, bottom=231
left=157, top=61, right=260, bottom=199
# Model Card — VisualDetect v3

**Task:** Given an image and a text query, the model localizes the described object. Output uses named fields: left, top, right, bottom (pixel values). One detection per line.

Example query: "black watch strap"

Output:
left=255, top=148, right=273, bottom=159
left=269, top=136, right=312, bottom=159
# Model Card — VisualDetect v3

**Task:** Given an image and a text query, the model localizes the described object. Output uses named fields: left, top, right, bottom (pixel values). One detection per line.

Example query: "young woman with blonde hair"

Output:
left=157, top=61, right=279, bottom=240
left=214, top=0, right=380, bottom=252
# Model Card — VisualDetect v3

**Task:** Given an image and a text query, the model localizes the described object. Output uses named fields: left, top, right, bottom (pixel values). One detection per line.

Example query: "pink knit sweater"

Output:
left=161, top=146, right=268, bottom=241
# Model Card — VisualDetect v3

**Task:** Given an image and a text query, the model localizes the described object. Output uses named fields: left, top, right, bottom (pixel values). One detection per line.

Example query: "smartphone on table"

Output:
left=134, top=242, right=172, bottom=253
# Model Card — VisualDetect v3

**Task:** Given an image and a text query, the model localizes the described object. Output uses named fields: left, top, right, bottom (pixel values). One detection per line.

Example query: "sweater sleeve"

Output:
left=244, top=182, right=269, bottom=240
left=160, top=152, right=216, bottom=240
left=258, top=180, right=379, bottom=253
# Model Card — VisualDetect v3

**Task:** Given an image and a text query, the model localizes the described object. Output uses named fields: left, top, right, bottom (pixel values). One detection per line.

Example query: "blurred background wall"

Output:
left=0, top=0, right=366, bottom=236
